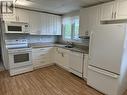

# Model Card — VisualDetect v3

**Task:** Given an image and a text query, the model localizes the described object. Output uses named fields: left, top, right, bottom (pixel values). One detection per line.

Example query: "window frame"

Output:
left=62, top=16, right=81, bottom=42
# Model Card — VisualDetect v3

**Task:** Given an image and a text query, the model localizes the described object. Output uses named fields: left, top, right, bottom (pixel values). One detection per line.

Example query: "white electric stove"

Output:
left=6, top=39, right=33, bottom=76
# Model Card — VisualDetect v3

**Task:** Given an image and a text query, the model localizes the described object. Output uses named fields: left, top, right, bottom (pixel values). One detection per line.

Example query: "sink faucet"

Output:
left=66, top=41, right=73, bottom=47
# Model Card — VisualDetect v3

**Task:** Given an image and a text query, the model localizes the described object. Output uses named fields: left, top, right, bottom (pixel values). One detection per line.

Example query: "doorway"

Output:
left=0, top=18, right=5, bottom=71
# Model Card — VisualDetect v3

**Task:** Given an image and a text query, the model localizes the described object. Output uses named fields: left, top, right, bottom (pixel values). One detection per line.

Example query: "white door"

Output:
left=100, top=1, right=115, bottom=21
left=79, top=8, right=89, bottom=37
left=41, top=13, right=47, bottom=35
left=88, top=5, right=100, bottom=34
left=89, top=24, right=126, bottom=74
left=116, top=0, right=127, bottom=19
left=15, top=9, right=29, bottom=23
left=29, top=11, right=42, bottom=35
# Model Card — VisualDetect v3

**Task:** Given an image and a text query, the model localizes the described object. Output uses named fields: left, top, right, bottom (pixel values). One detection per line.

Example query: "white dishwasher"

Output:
left=69, top=51, right=84, bottom=77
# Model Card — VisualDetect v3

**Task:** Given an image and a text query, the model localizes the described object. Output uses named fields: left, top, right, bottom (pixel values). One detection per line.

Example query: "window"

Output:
left=63, top=16, right=80, bottom=41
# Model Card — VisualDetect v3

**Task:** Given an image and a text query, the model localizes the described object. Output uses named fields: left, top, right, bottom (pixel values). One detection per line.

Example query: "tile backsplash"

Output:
left=5, top=34, right=58, bottom=43
left=4, top=34, right=89, bottom=47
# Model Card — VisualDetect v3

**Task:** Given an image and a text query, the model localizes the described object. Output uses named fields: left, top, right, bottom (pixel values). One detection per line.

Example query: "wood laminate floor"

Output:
left=0, top=65, right=126, bottom=95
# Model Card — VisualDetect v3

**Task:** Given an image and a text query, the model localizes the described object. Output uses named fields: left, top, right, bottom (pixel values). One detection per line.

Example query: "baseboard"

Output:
left=55, top=63, right=70, bottom=72
left=33, top=63, right=55, bottom=70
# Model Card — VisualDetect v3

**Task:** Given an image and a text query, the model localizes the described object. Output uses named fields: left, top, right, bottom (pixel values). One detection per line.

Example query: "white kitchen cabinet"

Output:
left=32, top=47, right=53, bottom=69
left=79, top=8, right=89, bottom=37
left=79, top=5, right=100, bottom=37
left=56, top=16, right=62, bottom=35
left=54, top=47, right=70, bottom=70
left=101, top=0, right=127, bottom=21
left=15, top=9, right=29, bottom=23
left=2, top=14, right=16, bottom=22
left=83, top=54, right=89, bottom=79
left=29, top=11, right=42, bottom=35
left=30, top=12, right=61, bottom=35
left=100, top=1, right=115, bottom=21
left=2, top=8, right=29, bottom=22
left=41, top=13, right=47, bottom=35
left=116, top=0, right=127, bottom=19
left=41, top=14, right=61, bottom=35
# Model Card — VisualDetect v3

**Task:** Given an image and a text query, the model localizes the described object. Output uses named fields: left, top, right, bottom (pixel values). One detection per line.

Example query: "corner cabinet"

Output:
left=100, top=0, right=127, bottom=21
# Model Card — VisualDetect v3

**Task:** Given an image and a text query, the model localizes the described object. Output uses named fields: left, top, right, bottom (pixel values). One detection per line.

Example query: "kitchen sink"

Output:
left=65, top=45, right=73, bottom=48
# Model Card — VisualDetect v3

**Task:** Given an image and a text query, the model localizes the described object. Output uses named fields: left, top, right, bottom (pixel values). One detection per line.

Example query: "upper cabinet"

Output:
left=29, top=11, right=42, bottom=35
left=2, top=9, right=29, bottom=22
left=15, top=9, right=29, bottom=23
left=2, top=8, right=61, bottom=35
left=101, top=0, right=127, bottom=21
left=40, top=13, right=61, bottom=35
left=79, top=8, right=89, bottom=37
left=79, top=5, right=100, bottom=37
left=116, top=0, right=127, bottom=19
left=100, top=1, right=115, bottom=21
left=29, top=12, right=61, bottom=35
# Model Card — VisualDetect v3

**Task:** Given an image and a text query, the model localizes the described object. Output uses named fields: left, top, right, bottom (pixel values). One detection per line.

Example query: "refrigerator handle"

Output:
left=89, top=31, right=94, bottom=60
left=88, top=66, right=119, bottom=79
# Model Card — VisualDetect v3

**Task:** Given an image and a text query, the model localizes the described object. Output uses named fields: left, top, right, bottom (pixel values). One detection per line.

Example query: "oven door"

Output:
left=9, top=51, right=32, bottom=69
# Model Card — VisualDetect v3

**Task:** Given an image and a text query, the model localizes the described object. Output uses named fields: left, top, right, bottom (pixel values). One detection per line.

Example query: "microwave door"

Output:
left=7, top=25, right=23, bottom=33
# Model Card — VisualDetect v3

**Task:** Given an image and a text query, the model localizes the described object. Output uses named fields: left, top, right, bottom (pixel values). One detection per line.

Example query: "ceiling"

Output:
left=15, top=0, right=112, bottom=15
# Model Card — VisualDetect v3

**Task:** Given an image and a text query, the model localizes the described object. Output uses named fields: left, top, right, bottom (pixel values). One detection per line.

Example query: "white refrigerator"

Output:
left=87, top=24, right=127, bottom=95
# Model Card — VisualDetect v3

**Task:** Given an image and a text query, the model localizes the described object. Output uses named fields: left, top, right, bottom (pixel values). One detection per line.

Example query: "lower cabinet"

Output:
left=32, top=47, right=53, bottom=69
left=32, top=47, right=88, bottom=78
left=54, top=47, right=70, bottom=70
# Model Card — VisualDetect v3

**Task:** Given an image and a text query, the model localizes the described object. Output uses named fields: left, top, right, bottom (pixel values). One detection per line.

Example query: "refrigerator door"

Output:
left=87, top=66, right=119, bottom=95
left=89, top=24, right=126, bottom=74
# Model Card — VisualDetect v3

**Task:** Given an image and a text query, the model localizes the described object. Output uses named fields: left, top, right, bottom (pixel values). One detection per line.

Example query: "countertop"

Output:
left=30, top=43, right=89, bottom=54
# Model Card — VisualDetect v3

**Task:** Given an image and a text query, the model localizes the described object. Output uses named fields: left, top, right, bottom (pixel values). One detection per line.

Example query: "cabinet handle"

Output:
left=114, top=12, right=116, bottom=19
left=112, top=12, right=114, bottom=19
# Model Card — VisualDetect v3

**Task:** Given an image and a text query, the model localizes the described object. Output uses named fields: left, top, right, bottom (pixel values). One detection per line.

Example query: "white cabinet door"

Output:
left=54, top=48, right=69, bottom=70
left=15, top=9, right=29, bottom=23
left=100, top=1, right=115, bottom=21
left=79, top=8, right=89, bottom=37
left=2, top=14, right=16, bottom=22
left=29, top=11, right=42, bottom=35
left=56, top=16, right=62, bottom=35
left=79, top=6, right=100, bottom=37
left=41, top=13, right=47, bottom=35
left=32, top=47, right=53, bottom=68
left=41, top=14, right=61, bottom=35
left=88, top=5, right=100, bottom=30
left=116, top=0, right=127, bottom=19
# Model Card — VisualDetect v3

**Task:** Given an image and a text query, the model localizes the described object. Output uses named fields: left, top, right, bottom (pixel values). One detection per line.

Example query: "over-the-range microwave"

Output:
left=3, top=21, right=30, bottom=34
